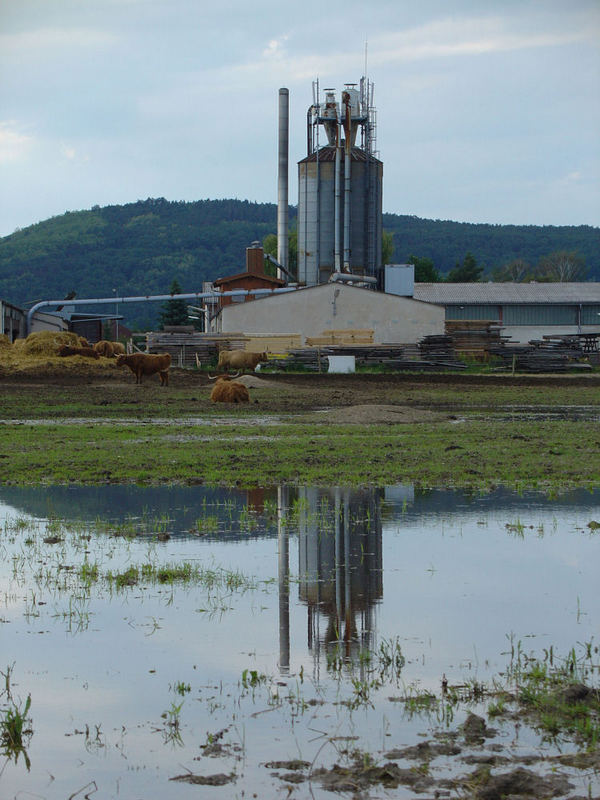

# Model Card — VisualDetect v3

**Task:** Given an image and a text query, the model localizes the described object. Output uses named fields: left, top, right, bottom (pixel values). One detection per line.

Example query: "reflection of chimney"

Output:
left=277, top=88, right=289, bottom=278
left=278, top=486, right=290, bottom=674
left=246, top=241, right=265, bottom=275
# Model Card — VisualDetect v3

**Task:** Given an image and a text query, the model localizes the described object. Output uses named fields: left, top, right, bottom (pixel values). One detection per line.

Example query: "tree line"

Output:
left=0, top=197, right=598, bottom=329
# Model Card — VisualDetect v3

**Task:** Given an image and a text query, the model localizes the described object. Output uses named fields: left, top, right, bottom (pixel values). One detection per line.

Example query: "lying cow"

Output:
left=93, top=340, right=115, bottom=357
left=209, top=374, right=250, bottom=403
left=116, top=352, right=171, bottom=386
left=217, top=349, right=268, bottom=372
left=58, top=345, right=100, bottom=359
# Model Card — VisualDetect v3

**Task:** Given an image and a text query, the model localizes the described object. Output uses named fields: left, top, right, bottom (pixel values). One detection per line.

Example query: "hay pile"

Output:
left=0, top=330, right=118, bottom=377
left=0, top=333, right=12, bottom=350
left=12, top=330, right=81, bottom=356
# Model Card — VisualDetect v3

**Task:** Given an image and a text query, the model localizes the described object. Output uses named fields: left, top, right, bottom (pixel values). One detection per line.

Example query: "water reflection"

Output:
left=1, top=484, right=599, bottom=800
left=295, top=487, right=383, bottom=664
left=1, top=482, right=599, bottom=679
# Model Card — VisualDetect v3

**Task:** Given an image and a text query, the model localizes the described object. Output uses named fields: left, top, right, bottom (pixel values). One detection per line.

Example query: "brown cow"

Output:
left=209, top=374, right=250, bottom=403
left=94, top=340, right=115, bottom=357
left=217, top=350, right=268, bottom=372
left=116, top=353, right=171, bottom=386
left=58, top=345, right=100, bottom=359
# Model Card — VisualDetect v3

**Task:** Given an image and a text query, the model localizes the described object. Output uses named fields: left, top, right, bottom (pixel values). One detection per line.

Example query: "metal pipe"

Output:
left=277, top=88, right=289, bottom=277
left=26, top=287, right=298, bottom=334
left=343, top=146, right=351, bottom=271
left=343, top=92, right=352, bottom=272
left=334, top=144, right=341, bottom=273
left=329, top=271, right=377, bottom=285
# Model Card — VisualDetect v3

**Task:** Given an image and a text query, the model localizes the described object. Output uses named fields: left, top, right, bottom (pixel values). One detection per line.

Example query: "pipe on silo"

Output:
left=277, top=88, right=289, bottom=278
left=342, top=91, right=352, bottom=271
left=334, top=143, right=341, bottom=273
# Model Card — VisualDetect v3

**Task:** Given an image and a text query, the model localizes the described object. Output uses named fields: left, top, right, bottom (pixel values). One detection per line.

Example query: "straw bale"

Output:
left=0, top=333, right=12, bottom=350
left=19, top=330, right=80, bottom=356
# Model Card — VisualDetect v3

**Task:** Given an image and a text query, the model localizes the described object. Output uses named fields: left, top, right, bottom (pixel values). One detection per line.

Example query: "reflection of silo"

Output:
left=297, top=487, right=383, bottom=661
left=297, top=78, right=383, bottom=287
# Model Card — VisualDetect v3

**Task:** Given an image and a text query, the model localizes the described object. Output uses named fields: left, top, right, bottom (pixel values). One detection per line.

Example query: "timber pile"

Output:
left=144, top=331, right=249, bottom=368
left=488, top=337, right=591, bottom=372
left=445, top=320, right=507, bottom=359
left=305, top=329, right=374, bottom=346
left=275, top=341, right=467, bottom=372
left=244, top=333, right=303, bottom=353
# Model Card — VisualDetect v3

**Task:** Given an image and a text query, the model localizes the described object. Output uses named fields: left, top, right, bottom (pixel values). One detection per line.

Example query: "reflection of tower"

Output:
left=297, top=487, right=383, bottom=668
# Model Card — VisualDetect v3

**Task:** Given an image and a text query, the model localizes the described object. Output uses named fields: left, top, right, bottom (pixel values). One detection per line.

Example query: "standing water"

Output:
left=0, top=485, right=598, bottom=799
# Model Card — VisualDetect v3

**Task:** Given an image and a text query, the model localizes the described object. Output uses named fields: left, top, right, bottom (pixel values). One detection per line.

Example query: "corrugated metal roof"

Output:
left=413, top=282, right=600, bottom=304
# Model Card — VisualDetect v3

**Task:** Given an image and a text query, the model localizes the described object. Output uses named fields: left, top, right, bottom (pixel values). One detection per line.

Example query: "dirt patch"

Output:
left=236, top=374, right=279, bottom=388
left=311, top=403, right=451, bottom=424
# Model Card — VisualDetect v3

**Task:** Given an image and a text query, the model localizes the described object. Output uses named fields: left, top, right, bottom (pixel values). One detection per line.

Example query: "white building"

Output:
left=216, top=282, right=445, bottom=345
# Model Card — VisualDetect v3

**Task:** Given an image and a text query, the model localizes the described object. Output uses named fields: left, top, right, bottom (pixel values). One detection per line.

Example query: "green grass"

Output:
left=1, top=693, right=32, bottom=767
left=0, top=418, right=597, bottom=489
left=105, top=560, right=257, bottom=591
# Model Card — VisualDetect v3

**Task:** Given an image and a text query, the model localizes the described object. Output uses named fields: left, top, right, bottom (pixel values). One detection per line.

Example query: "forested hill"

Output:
left=1, top=197, right=598, bottom=321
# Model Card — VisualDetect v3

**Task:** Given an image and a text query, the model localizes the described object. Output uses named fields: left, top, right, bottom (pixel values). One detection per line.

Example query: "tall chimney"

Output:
left=277, top=88, right=289, bottom=279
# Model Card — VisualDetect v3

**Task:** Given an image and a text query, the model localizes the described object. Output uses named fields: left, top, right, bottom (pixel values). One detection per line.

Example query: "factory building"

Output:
left=279, top=79, right=383, bottom=288
left=217, top=281, right=444, bottom=345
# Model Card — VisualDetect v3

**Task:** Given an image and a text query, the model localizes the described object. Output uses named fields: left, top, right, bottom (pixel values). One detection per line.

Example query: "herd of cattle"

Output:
left=57, top=339, right=269, bottom=402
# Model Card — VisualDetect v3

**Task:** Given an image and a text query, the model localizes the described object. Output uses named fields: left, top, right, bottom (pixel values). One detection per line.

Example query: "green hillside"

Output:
left=1, top=197, right=598, bottom=329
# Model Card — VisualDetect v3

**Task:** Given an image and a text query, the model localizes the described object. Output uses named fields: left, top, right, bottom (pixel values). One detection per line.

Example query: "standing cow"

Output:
left=217, top=350, right=268, bottom=372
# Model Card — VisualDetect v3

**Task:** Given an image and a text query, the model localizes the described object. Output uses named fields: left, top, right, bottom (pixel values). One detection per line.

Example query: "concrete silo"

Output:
left=297, top=77, right=383, bottom=287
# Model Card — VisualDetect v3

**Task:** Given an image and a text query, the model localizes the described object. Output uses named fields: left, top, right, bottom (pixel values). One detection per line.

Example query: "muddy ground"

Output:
left=2, top=358, right=600, bottom=425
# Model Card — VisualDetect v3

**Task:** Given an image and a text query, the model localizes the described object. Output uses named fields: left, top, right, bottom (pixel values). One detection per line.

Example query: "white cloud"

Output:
left=0, top=121, right=34, bottom=164
left=353, top=15, right=594, bottom=68
left=263, top=36, right=289, bottom=59
left=60, top=143, right=89, bottom=163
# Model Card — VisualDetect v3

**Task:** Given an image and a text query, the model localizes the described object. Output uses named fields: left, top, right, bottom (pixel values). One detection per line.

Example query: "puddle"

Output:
left=0, top=484, right=598, bottom=799
left=0, top=415, right=287, bottom=426
left=470, top=405, right=600, bottom=422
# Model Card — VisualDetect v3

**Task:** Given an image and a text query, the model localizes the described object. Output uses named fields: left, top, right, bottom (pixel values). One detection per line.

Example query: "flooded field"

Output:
left=1, top=484, right=599, bottom=799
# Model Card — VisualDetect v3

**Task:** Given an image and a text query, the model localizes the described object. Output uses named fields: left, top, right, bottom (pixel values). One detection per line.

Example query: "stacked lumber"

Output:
left=273, top=342, right=467, bottom=372
left=244, top=333, right=302, bottom=353
left=144, top=331, right=249, bottom=368
left=445, top=320, right=507, bottom=359
left=419, top=335, right=455, bottom=360
left=305, top=329, right=374, bottom=346
left=488, top=338, right=591, bottom=372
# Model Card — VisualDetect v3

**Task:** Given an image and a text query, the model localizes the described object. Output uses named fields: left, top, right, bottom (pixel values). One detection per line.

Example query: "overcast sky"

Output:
left=0, top=0, right=598, bottom=238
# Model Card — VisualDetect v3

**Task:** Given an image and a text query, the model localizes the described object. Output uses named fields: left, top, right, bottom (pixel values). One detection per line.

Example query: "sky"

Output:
left=0, top=0, right=599, bottom=238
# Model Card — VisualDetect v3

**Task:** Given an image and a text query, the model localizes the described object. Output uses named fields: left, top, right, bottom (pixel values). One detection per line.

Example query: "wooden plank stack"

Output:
left=445, top=320, right=507, bottom=359
left=144, top=331, right=249, bottom=368
left=305, top=329, right=374, bottom=346
left=274, top=340, right=467, bottom=372
left=244, top=333, right=303, bottom=353
left=488, top=336, right=592, bottom=372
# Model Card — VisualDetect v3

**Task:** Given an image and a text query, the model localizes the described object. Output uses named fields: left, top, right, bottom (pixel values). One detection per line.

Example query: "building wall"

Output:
left=502, top=325, right=600, bottom=344
left=220, top=283, right=444, bottom=344
left=0, top=300, right=26, bottom=341
left=444, top=301, right=600, bottom=343
left=30, top=311, right=68, bottom=334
